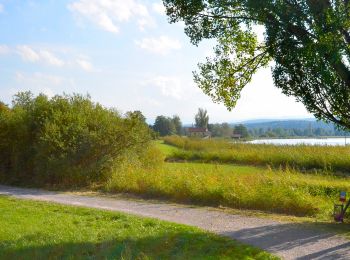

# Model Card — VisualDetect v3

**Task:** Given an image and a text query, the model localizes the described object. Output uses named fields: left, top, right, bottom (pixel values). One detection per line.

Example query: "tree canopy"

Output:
left=163, top=0, right=350, bottom=129
left=195, top=108, right=209, bottom=128
left=233, top=124, right=250, bottom=138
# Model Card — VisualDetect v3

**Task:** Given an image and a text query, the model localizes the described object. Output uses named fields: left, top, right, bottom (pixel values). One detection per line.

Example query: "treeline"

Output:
left=248, top=127, right=349, bottom=138
left=152, top=115, right=183, bottom=136
left=0, top=92, right=158, bottom=187
left=151, top=108, right=249, bottom=138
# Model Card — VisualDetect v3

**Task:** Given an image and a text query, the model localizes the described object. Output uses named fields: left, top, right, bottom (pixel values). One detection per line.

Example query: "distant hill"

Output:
left=231, top=119, right=348, bottom=137
left=239, top=119, right=334, bottom=131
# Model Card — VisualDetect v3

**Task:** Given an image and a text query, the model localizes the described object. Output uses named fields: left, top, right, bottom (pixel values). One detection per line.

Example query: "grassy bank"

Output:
left=106, top=161, right=350, bottom=219
left=163, top=136, right=350, bottom=173
left=0, top=196, right=275, bottom=259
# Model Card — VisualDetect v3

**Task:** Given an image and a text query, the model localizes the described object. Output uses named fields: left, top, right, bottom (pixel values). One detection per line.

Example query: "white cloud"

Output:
left=76, top=58, right=93, bottom=71
left=0, top=4, right=3, bottom=13
left=0, top=45, right=10, bottom=55
left=68, top=0, right=155, bottom=33
left=15, top=45, right=95, bottom=71
left=146, top=76, right=186, bottom=100
left=17, top=45, right=40, bottom=62
left=135, top=36, right=182, bottom=55
left=39, top=50, right=65, bottom=67
left=16, top=45, right=66, bottom=67
left=152, top=2, right=165, bottom=15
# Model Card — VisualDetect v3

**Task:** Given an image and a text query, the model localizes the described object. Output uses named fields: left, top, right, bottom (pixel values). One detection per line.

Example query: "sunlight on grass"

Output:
left=153, top=140, right=181, bottom=157
left=163, top=136, right=350, bottom=173
left=107, top=161, right=350, bottom=220
left=0, top=196, right=276, bottom=259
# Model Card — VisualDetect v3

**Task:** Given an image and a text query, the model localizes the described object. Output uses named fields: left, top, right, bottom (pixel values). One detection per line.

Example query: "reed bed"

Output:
left=163, top=136, right=350, bottom=173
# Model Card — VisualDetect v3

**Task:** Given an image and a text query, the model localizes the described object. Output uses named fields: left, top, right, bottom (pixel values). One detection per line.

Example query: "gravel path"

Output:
left=1, top=185, right=349, bottom=260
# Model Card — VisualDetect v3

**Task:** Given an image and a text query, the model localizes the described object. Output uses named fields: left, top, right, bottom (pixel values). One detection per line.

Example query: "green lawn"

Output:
left=154, top=140, right=181, bottom=157
left=0, top=196, right=276, bottom=259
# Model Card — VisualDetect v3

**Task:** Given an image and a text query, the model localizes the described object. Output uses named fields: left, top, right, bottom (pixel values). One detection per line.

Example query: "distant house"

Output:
left=187, top=127, right=211, bottom=138
left=232, top=134, right=242, bottom=139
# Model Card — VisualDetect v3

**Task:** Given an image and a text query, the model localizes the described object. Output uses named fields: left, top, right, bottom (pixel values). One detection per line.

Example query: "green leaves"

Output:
left=164, top=0, right=350, bottom=129
left=0, top=92, right=153, bottom=186
left=194, top=28, right=270, bottom=109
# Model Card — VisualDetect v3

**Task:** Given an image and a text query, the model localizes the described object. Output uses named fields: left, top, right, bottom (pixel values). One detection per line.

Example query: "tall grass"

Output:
left=163, top=136, right=350, bottom=173
left=106, top=162, right=350, bottom=218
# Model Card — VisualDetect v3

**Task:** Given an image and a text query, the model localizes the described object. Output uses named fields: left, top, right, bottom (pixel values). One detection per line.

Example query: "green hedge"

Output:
left=0, top=92, right=152, bottom=187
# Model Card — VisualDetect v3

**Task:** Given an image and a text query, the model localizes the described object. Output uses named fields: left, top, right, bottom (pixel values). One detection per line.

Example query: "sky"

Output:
left=0, top=0, right=312, bottom=124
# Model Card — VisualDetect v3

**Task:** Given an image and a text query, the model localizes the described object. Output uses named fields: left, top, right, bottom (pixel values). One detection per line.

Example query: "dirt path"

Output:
left=1, top=185, right=349, bottom=259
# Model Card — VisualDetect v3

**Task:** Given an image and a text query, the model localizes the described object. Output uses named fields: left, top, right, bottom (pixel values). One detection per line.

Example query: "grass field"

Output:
left=104, top=139, right=350, bottom=221
left=154, top=140, right=181, bottom=156
left=163, top=136, right=350, bottom=173
left=0, top=196, right=276, bottom=259
left=107, top=159, right=350, bottom=219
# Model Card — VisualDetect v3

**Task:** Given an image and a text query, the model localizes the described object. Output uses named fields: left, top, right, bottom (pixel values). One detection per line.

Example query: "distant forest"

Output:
left=151, top=109, right=350, bottom=138
left=243, top=120, right=350, bottom=138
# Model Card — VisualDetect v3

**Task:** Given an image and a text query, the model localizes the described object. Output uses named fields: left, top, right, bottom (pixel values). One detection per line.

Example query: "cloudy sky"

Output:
left=0, top=0, right=312, bottom=123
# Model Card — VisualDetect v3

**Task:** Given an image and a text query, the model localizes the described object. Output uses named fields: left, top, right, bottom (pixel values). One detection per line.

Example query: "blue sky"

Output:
left=0, top=0, right=311, bottom=124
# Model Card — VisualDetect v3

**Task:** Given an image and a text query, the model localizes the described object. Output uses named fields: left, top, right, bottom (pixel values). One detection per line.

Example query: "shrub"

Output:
left=0, top=92, right=153, bottom=187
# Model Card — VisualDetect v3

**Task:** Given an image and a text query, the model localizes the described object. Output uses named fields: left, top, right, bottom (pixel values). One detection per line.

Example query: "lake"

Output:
left=248, top=137, right=349, bottom=146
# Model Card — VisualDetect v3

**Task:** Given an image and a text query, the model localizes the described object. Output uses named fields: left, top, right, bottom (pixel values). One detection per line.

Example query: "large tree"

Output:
left=163, top=0, right=350, bottom=129
left=233, top=124, right=250, bottom=138
left=195, top=108, right=209, bottom=128
left=153, top=115, right=176, bottom=136
left=172, top=115, right=183, bottom=135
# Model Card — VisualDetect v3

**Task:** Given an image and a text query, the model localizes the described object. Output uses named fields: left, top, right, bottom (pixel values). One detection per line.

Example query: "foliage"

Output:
left=195, top=108, right=209, bottom=128
left=172, top=114, right=183, bottom=135
left=153, top=115, right=176, bottom=136
left=0, top=92, right=152, bottom=186
left=125, top=110, right=147, bottom=123
left=233, top=124, right=249, bottom=138
left=164, top=0, right=350, bottom=130
left=153, top=115, right=183, bottom=136
left=246, top=119, right=350, bottom=137
left=0, top=197, right=275, bottom=259
left=163, top=136, right=350, bottom=173
left=208, top=123, right=233, bottom=138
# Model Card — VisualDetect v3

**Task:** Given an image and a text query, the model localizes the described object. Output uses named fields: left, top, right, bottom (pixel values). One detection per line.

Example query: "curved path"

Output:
left=0, top=185, right=349, bottom=260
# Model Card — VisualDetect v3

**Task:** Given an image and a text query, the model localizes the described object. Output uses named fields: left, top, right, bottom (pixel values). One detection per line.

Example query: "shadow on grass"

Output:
left=221, top=222, right=350, bottom=260
left=2, top=185, right=350, bottom=259
left=0, top=232, right=269, bottom=260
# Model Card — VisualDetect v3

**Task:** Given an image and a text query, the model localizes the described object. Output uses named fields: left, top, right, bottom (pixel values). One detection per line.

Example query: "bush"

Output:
left=0, top=92, right=153, bottom=187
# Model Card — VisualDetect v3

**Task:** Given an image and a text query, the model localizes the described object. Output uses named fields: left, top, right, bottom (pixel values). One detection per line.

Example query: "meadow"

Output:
left=1, top=93, right=349, bottom=224
left=163, top=136, right=350, bottom=173
left=0, top=196, right=275, bottom=259
left=106, top=161, right=350, bottom=219
left=104, top=138, right=350, bottom=221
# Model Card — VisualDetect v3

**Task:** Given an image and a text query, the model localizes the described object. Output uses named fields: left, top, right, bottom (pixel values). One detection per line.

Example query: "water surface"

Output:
left=248, top=138, right=349, bottom=146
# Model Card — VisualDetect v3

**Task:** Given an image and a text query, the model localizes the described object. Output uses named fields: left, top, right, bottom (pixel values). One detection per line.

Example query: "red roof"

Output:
left=188, top=127, right=208, bottom=133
